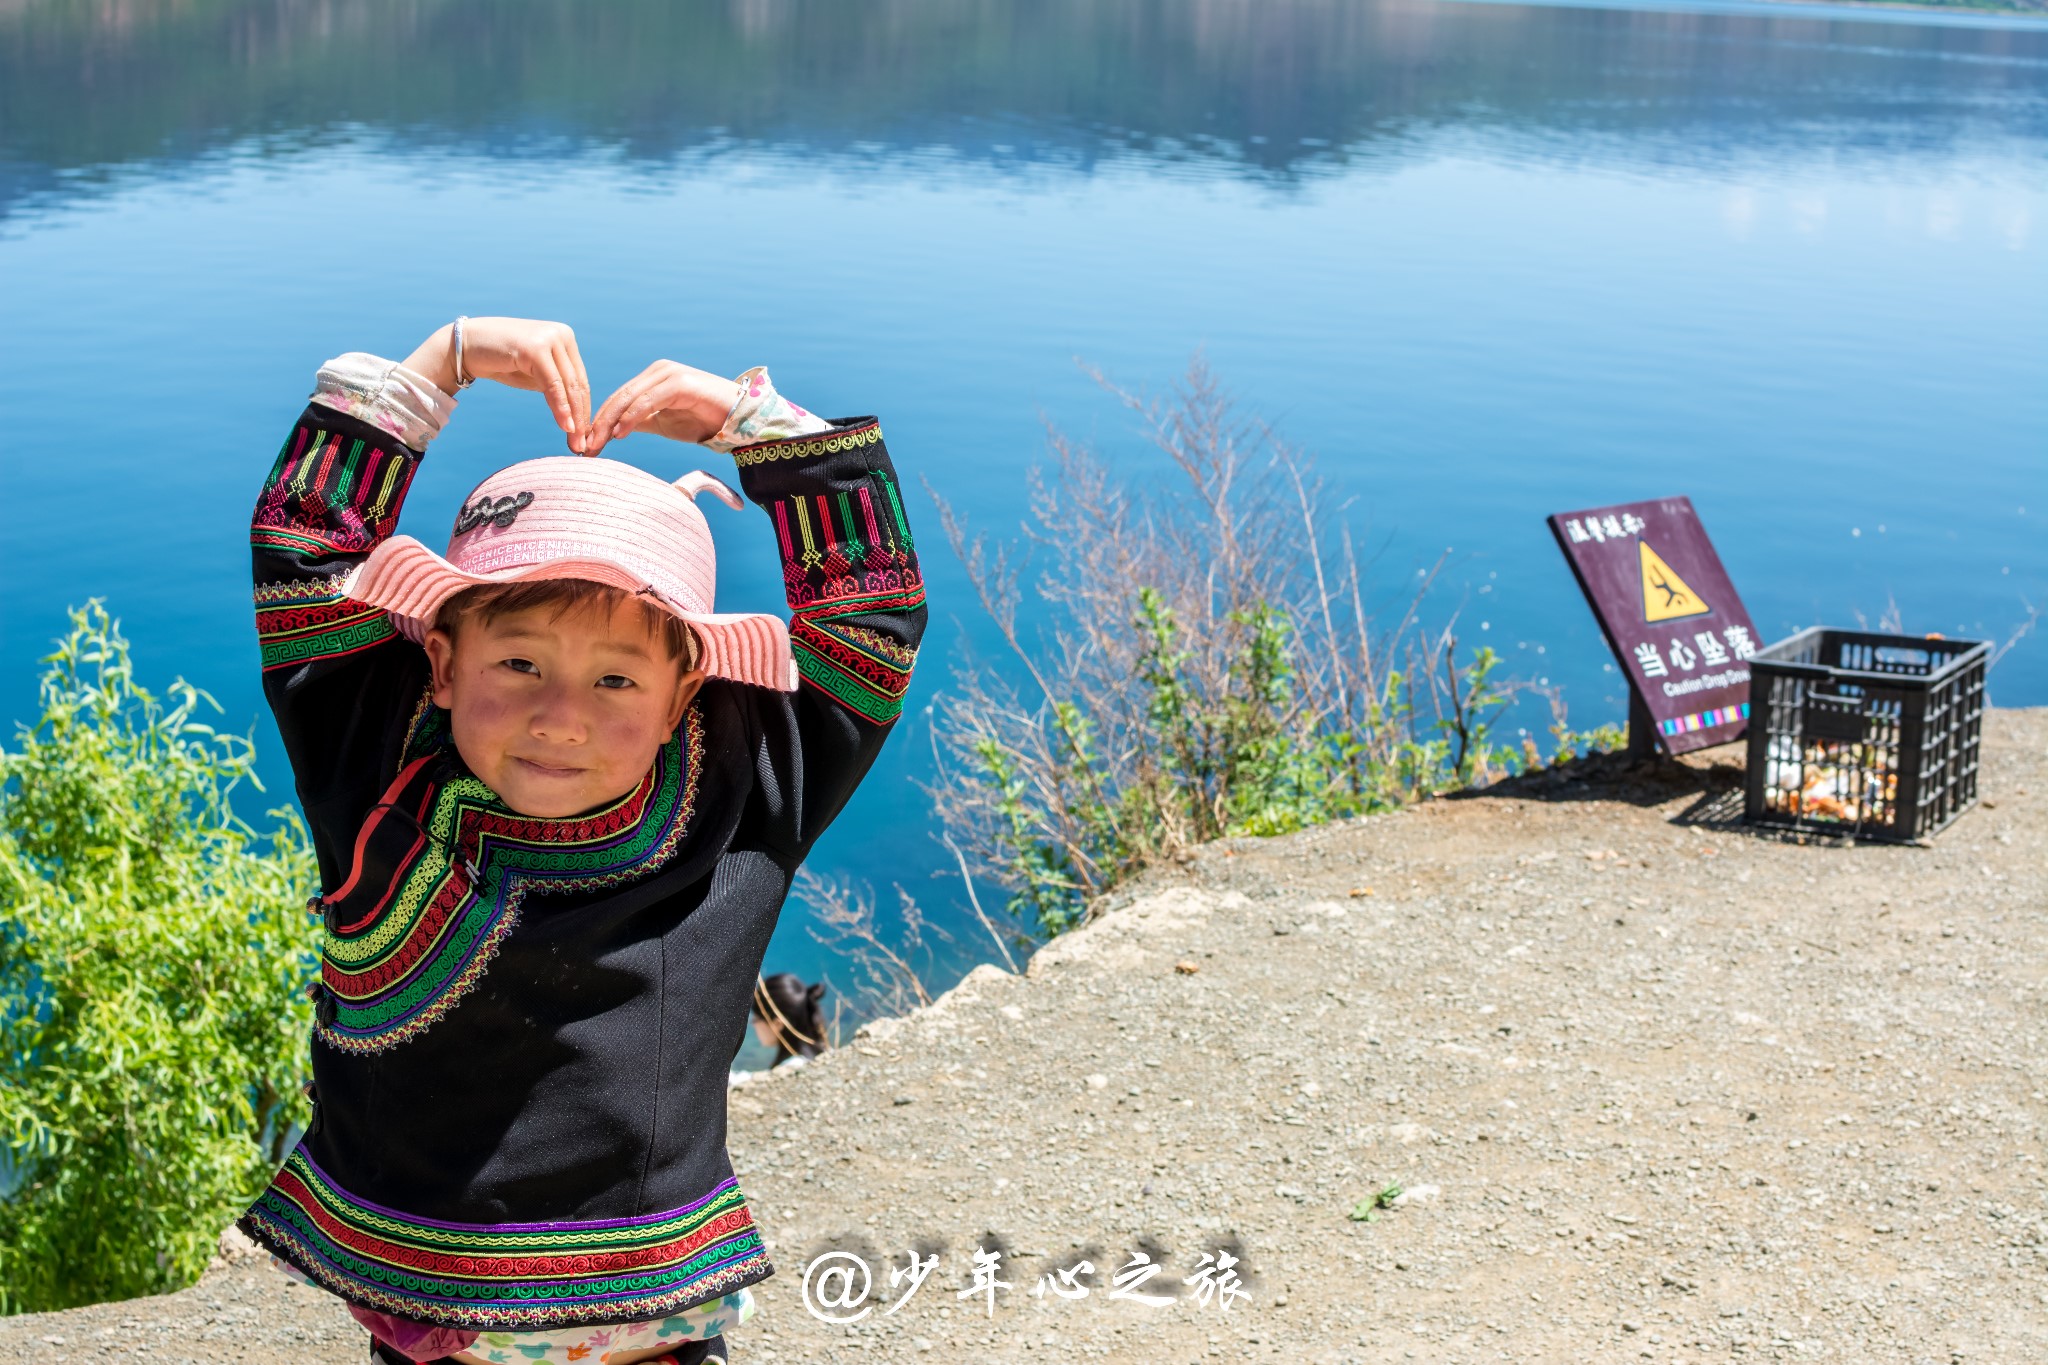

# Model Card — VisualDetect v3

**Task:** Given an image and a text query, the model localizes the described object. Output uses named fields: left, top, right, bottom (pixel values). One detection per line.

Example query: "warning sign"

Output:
left=1548, top=498, right=1761, bottom=756
left=1639, top=541, right=1710, bottom=622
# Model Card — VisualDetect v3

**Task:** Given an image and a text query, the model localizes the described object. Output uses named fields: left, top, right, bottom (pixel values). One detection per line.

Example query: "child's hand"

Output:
left=404, top=317, right=594, bottom=453
left=585, top=360, right=743, bottom=457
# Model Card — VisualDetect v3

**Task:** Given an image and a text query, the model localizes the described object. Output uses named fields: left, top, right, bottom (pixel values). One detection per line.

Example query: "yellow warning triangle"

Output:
left=1640, top=540, right=1711, bottom=622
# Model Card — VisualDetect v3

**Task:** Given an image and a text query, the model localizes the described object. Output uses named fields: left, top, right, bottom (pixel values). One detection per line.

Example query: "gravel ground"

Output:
left=5, top=709, right=2042, bottom=1365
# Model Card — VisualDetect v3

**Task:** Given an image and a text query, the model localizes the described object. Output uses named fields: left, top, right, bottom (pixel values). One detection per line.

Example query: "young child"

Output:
left=236, top=317, right=925, bottom=1365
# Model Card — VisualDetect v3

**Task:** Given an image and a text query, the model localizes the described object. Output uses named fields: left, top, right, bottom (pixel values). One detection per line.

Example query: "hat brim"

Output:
left=345, top=536, right=798, bottom=692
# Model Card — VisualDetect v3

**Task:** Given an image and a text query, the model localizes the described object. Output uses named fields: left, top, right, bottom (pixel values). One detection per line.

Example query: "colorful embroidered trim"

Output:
left=731, top=421, right=883, bottom=468
left=766, top=464, right=923, bottom=721
left=401, top=685, right=450, bottom=763
left=254, top=577, right=395, bottom=672
left=790, top=617, right=918, bottom=724
left=773, top=472, right=919, bottom=605
left=243, top=1149, right=771, bottom=1330
left=316, top=705, right=704, bottom=1054
left=252, top=420, right=417, bottom=557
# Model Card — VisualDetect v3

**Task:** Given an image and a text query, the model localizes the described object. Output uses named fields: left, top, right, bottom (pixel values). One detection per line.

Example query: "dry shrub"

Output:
left=925, top=358, right=1566, bottom=938
left=792, top=869, right=950, bottom=1028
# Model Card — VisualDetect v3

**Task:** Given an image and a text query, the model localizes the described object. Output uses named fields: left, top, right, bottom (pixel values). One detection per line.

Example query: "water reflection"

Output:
left=4, top=0, right=2046, bottom=219
left=2, top=0, right=2042, bottom=1010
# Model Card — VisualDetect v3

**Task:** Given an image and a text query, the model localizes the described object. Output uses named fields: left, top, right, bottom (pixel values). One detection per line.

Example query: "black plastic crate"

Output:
left=1744, top=628, right=1988, bottom=843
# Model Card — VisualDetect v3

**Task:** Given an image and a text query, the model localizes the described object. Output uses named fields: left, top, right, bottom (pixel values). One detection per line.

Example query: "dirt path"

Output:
left=5, top=711, right=2043, bottom=1364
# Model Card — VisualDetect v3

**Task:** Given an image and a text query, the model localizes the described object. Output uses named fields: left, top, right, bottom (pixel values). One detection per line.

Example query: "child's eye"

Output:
left=596, top=675, right=636, bottom=690
left=501, top=658, right=540, bottom=676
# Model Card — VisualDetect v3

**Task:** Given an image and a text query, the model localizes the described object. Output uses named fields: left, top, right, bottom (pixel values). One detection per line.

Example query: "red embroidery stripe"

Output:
left=325, top=757, right=672, bottom=994
left=325, top=871, right=470, bottom=997
left=790, top=620, right=914, bottom=697
left=268, top=1168, right=755, bottom=1281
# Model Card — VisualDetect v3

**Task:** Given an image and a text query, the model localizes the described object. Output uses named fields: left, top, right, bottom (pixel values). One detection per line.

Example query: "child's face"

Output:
left=423, top=595, right=703, bottom=818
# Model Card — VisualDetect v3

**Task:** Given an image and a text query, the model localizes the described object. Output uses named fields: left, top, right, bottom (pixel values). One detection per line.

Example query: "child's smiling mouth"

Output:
left=512, top=756, right=586, bottom=778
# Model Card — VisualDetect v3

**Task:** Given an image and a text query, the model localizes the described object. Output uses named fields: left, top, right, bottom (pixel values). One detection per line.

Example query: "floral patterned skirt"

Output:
left=271, top=1257, right=753, bottom=1362
left=461, top=1289, right=752, bottom=1362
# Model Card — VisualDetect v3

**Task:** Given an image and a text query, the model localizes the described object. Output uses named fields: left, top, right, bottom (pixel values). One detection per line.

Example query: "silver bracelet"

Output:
left=451, top=315, right=476, bottom=390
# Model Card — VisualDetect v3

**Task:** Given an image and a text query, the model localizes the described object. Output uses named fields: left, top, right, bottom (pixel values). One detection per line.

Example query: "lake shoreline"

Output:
left=1449, top=0, right=2048, bottom=24
left=6, top=708, right=2042, bottom=1361
left=1754, top=0, right=2045, bottom=18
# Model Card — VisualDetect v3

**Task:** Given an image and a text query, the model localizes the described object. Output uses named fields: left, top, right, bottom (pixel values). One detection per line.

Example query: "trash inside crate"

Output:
left=1743, top=628, right=1988, bottom=842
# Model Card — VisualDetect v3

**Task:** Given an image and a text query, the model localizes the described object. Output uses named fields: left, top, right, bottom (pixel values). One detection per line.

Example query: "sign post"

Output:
left=1548, top=497, right=1760, bottom=757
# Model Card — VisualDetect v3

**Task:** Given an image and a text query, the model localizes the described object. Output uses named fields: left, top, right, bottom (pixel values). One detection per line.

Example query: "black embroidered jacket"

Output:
left=236, top=392, right=924, bottom=1330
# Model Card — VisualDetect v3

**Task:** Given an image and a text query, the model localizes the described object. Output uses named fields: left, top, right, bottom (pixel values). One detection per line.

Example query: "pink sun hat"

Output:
left=344, top=456, right=797, bottom=691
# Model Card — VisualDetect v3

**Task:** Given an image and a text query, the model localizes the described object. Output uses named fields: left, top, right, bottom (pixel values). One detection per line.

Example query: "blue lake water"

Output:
left=3, top=0, right=2044, bottom=1029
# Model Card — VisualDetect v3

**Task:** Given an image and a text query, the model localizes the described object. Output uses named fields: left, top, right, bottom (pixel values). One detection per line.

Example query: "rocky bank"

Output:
left=4, top=711, right=2043, bottom=1364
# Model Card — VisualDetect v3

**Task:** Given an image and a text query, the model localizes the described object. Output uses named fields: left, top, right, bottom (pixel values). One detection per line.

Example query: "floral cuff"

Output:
left=310, top=352, right=458, bottom=451
left=704, top=366, right=831, bottom=454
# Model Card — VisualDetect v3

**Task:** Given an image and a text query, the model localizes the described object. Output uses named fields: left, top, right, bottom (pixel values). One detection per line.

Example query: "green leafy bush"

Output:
left=0, top=603, right=317, bottom=1313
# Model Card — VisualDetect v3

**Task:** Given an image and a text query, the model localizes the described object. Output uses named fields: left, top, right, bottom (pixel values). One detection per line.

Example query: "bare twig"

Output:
left=1989, top=598, right=2043, bottom=672
left=943, top=833, right=1023, bottom=974
left=795, top=869, right=934, bottom=1017
left=1285, top=449, right=1347, bottom=722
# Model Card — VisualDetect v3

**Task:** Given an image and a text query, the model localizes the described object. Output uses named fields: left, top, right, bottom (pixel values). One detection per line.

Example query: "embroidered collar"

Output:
left=316, top=697, right=704, bottom=1053
left=400, top=684, right=450, bottom=762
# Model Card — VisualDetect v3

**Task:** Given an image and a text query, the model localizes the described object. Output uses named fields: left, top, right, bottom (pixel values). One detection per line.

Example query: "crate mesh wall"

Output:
left=1743, top=630, right=1987, bottom=843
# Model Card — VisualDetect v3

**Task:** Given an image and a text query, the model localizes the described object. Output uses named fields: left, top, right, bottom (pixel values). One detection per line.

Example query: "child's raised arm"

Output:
left=588, top=361, right=928, bottom=857
left=253, top=318, right=591, bottom=886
